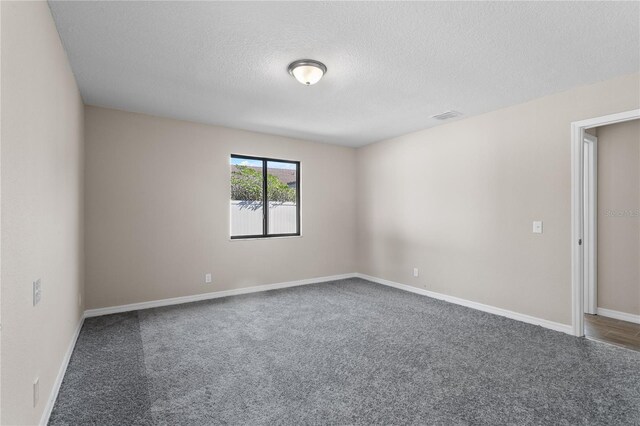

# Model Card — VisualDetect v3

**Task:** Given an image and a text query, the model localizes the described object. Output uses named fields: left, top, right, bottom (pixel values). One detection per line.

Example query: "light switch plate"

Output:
left=532, top=221, right=543, bottom=234
left=33, top=377, right=39, bottom=407
left=33, top=279, right=41, bottom=306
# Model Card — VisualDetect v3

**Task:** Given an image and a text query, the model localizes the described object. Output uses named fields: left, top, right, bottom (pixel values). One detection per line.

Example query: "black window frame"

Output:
left=230, top=154, right=301, bottom=239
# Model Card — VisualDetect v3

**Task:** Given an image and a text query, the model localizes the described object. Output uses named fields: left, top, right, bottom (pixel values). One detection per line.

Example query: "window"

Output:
left=230, top=155, right=300, bottom=239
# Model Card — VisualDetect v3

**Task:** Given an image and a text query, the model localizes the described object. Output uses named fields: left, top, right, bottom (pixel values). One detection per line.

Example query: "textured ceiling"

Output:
left=48, top=1, right=640, bottom=147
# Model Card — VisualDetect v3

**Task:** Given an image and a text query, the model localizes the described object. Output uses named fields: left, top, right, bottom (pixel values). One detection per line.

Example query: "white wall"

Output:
left=84, top=106, right=357, bottom=309
left=356, top=73, right=640, bottom=326
left=1, top=2, right=85, bottom=424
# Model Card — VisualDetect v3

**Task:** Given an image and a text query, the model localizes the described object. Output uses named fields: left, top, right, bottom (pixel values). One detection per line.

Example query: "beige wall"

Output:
left=0, top=8, right=636, bottom=424
left=84, top=106, right=357, bottom=309
left=1, top=2, right=85, bottom=425
left=597, top=119, right=640, bottom=316
left=356, top=73, right=640, bottom=326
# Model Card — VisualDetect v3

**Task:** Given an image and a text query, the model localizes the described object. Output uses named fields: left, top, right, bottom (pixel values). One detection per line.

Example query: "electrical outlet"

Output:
left=413, top=268, right=419, bottom=278
left=532, top=220, right=543, bottom=234
left=33, top=279, right=41, bottom=306
left=205, top=273, right=212, bottom=284
left=33, top=377, right=39, bottom=407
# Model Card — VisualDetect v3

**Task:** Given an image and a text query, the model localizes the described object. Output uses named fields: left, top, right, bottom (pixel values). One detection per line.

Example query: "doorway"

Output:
left=571, top=109, right=640, bottom=339
left=584, top=119, right=640, bottom=351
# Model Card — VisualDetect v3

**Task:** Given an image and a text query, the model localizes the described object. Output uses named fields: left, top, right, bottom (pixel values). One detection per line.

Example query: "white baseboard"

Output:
left=597, top=307, right=640, bottom=325
left=356, top=273, right=573, bottom=335
left=84, top=273, right=357, bottom=318
left=84, top=272, right=573, bottom=335
left=40, top=314, right=85, bottom=426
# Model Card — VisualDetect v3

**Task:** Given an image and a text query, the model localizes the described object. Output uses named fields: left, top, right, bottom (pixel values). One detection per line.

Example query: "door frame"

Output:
left=582, top=133, right=597, bottom=315
left=570, top=109, right=640, bottom=336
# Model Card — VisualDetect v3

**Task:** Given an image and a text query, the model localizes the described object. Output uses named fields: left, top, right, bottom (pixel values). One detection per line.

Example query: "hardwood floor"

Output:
left=584, top=314, right=640, bottom=352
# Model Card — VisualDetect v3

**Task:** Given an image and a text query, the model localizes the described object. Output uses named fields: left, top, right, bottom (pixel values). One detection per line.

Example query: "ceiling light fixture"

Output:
left=288, top=59, right=327, bottom=86
left=430, top=110, right=462, bottom=120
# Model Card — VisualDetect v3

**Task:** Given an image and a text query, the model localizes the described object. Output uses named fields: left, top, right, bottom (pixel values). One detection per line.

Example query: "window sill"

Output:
left=228, top=235, right=302, bottom=242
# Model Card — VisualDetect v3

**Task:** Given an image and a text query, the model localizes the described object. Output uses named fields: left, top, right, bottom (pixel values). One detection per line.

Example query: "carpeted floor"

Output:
left=50, top=278, right=640, bottom=425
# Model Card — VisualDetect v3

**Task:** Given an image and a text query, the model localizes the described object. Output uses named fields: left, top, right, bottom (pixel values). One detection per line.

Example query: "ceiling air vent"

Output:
left=430, top=110, right=462, bottom=120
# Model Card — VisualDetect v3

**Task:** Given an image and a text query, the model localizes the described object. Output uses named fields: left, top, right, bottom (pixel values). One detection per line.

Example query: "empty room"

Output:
left=2, top=1, right=640, bottom=425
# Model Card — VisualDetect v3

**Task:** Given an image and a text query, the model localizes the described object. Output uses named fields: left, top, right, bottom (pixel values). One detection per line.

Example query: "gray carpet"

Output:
left=50, top=278, right=640, bottom=425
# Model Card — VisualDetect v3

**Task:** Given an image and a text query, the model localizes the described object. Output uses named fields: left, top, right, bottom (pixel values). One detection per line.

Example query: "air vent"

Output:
left=430, top=110, right=462, bottom=120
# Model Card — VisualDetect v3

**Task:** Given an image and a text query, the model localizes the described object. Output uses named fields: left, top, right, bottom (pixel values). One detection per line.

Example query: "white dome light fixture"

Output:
left=288, top=59, right=327, bottom=86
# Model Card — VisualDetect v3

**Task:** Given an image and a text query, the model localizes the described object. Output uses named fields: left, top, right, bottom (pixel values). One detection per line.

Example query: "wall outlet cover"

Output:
left=205, top=273, right=212, bottom=284
left=532, top=221, right=543, bottom=234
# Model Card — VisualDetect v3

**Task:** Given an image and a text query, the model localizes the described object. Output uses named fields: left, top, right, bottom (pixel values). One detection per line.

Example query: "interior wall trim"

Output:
left=85, top=272, right=575, bottom=332
left=596, top=308, right=640, bottom=325
left=84, top=273, right=358, bottom=318
left=40, top=315, right=85, bottom=426
left=356, top=273, right=573, bottom=335
left=571, top=109, right=640, bottom=336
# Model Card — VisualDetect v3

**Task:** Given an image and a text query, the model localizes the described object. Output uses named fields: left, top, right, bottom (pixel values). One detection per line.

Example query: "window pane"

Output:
left=230, top=157, right=263, bottom=236
left=267, top=161, right=297, bottom=235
